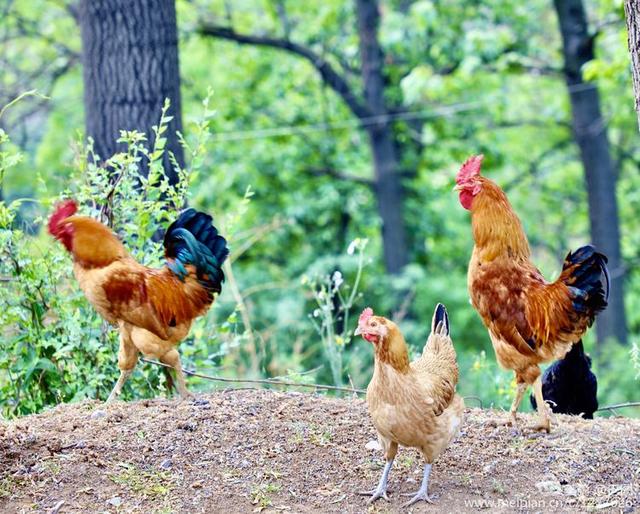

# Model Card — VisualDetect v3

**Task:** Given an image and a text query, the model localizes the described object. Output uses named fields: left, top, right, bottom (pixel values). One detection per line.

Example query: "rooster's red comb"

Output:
left=456, top=154, right=484, bottom=184
left=358, top=307, right=373, bottom=327
left=48, top=199, right=78, bottom=235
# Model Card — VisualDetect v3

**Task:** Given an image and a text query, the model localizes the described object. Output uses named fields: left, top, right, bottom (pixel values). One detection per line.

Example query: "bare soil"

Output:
left=0, top=389, right=638, bottom=513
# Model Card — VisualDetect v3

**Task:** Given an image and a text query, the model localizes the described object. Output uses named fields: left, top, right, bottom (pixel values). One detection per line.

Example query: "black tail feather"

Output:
left=431, top=303, right=450, bottom=335
left=563, top=245, right=608, bottom=319
left=164, top=208, right=229, bottom=293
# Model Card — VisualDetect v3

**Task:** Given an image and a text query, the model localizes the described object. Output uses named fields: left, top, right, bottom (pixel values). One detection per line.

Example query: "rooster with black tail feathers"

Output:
left=49, top=201, right=229, bottom=401
left=455, top=155, right=608, bottom=432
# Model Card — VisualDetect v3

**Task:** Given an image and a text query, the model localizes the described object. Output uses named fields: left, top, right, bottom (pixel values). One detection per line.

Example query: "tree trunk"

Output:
left=355, top=0, right=408, bottom=273
left=198, top=1, right=410, bottom=273
left=624, top=0, right=640, bottom=130
left=79, top=0, right=184, bottom=183
left=553, top=0, right=628, bottom=345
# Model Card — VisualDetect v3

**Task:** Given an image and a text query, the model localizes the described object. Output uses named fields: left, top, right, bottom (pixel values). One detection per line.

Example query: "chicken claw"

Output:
left=357, top=488, right=389, bottom=504
left=526, top=418, right=551, bottom=433
left=487, top=411, right=518, bottom=429
left=403, top=491, right=435, bottom=507
left=402, top=463, right=434, bottom=507
left=357, top=460, right=393, bottom=504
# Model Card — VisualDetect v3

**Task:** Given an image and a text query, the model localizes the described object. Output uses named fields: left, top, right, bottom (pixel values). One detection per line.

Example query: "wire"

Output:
left=141, top=358, right=640, bottom=415
left=208, top=80, right=599, bottom=143
left=210, top=100, right=485, bottom=142
left=140, top=357, right=366, bottom=394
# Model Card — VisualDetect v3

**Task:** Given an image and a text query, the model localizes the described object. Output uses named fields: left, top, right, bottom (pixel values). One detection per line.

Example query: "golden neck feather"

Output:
left=375, top=326, right=410, bottom=373
left=470, top=178, right=530, bottom=261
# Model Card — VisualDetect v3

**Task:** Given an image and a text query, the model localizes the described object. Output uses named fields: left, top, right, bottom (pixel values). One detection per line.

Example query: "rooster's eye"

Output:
left=370, top=321, right=377, bottom=327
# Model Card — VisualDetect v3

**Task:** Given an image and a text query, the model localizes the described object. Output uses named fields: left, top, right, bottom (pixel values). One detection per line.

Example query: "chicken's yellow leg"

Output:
left=489, top=381, right=527, bottom=428
left=509, top=381, right=527, bottom=423
left=106, top=328, right=138, bottom=403
left=106, top=369, right=133, bottom=403
left=528, top=376, right=551, bottom=433
left=160, top=349, right=194, bottom=400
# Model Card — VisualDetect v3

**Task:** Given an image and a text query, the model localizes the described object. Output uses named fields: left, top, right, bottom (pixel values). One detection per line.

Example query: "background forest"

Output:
left=1, top=0, right=639, bottom=417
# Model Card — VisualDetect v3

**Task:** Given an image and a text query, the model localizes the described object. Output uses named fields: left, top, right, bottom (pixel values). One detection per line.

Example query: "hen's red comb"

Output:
left=48, top=200, right=78, bottom=235
left=359, top=307, right=373, bottom=327
left=456, top=154, right=484, bottom=184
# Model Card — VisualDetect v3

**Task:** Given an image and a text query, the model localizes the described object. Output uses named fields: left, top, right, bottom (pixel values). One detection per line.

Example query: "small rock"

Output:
left=49, top=500, right=65, bottom=514
left=160, top=458, right=172, bottom=469
left=482, top=463, right=496, bottom=474
left=106, top=496, right=122, bottom=507
left=191, top=481, right=203, bottom=489
left=535, top=480, right=561, bottom=493
left=177, top=421, right=197, bottom=432
left=365, top=440, right=382, bottom=451
left=239, top=459, right=251, bottom=468
left=563, top=485, right=578, bottom=497
left=90, top=410, right=107, bottom=420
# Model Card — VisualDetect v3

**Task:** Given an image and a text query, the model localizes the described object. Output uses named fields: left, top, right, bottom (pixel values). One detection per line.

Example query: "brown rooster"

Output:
left=455, top=155, right=608, bottom=432
left=355, top=304, right=464, bottom=506
left=48, top=200, right=229, bottom=402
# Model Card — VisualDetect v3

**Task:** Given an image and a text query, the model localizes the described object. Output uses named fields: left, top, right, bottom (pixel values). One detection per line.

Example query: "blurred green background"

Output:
left=1, top=0, right=639, bottom=417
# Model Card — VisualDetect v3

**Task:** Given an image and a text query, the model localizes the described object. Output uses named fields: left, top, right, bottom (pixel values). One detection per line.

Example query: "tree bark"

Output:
left=79, top=0, right=184, bottom=183
left=553, top=0, right=628, bottom=345
left=355, top=0, right=408, bottom=273
left=198, top=0, right=410, bottom=273
left=624, top=0, right=640, bottom=130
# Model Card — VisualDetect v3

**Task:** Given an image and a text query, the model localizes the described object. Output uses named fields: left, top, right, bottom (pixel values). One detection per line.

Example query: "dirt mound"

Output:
left=1, top=390, right=638, bottom=513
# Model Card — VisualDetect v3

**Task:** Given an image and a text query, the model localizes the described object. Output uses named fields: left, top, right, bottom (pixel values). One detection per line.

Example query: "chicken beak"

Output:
left=453, top=183, right=463, bottom=192
left=354, top=326, right=362, bottom=336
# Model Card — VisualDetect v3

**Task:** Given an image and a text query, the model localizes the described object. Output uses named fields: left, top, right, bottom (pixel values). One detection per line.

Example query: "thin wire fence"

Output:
left=140, top=357, right=639, bottom=414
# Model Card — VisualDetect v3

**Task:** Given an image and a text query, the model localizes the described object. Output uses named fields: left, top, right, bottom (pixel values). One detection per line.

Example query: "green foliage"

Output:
left=1, top=0, right=639, bottom=419
left=304, top=237, right=368, bottom=387
left=0, top=97, right=240, bottom=416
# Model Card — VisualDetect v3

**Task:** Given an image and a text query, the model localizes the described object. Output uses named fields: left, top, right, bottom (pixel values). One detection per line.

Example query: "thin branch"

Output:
left=241, top=280, right=291, bottom=299
left=198, top=24, right=371, bottom=120
left=222, top=260, right=259, bottom=375
left=230, top=217, right=290, bottom=262
left=275, top=0, right=292, bottom=39
left=501, top=137, right=573, bottom=192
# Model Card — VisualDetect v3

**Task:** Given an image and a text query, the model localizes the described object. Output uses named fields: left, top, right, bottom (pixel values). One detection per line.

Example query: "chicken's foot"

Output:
left=160, top=350, right=194, bottom=400
left=402, top=463, right=435, bottom=506
left=106, top=369, right=133, bottom=403
left=357, top=459, right=393, bottom=504
left=488, top=382, right=527, bottom=429
left=527, top=376, right=551, bottom=433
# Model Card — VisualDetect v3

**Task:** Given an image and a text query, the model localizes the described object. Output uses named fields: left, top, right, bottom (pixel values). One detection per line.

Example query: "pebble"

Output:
left=365, top=440, right=382, bottom=451
left=106, top=496, right=122, bottom=507
left=160, top=458, right=172, bottom=469
left=90, top=410, right=107, bottom=420
left=482, top=463, right=496, bottom=474
left=535, top=480, right=562, bottom=493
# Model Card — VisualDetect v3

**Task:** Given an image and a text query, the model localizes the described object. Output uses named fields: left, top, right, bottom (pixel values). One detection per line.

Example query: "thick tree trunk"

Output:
left=79, top=0, right=184, bottom=183
left=553, top=0, right=628, bottom=345
left=356, top=0, right=408, bottom=273
left=624, top=0, right=640, bottom=130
